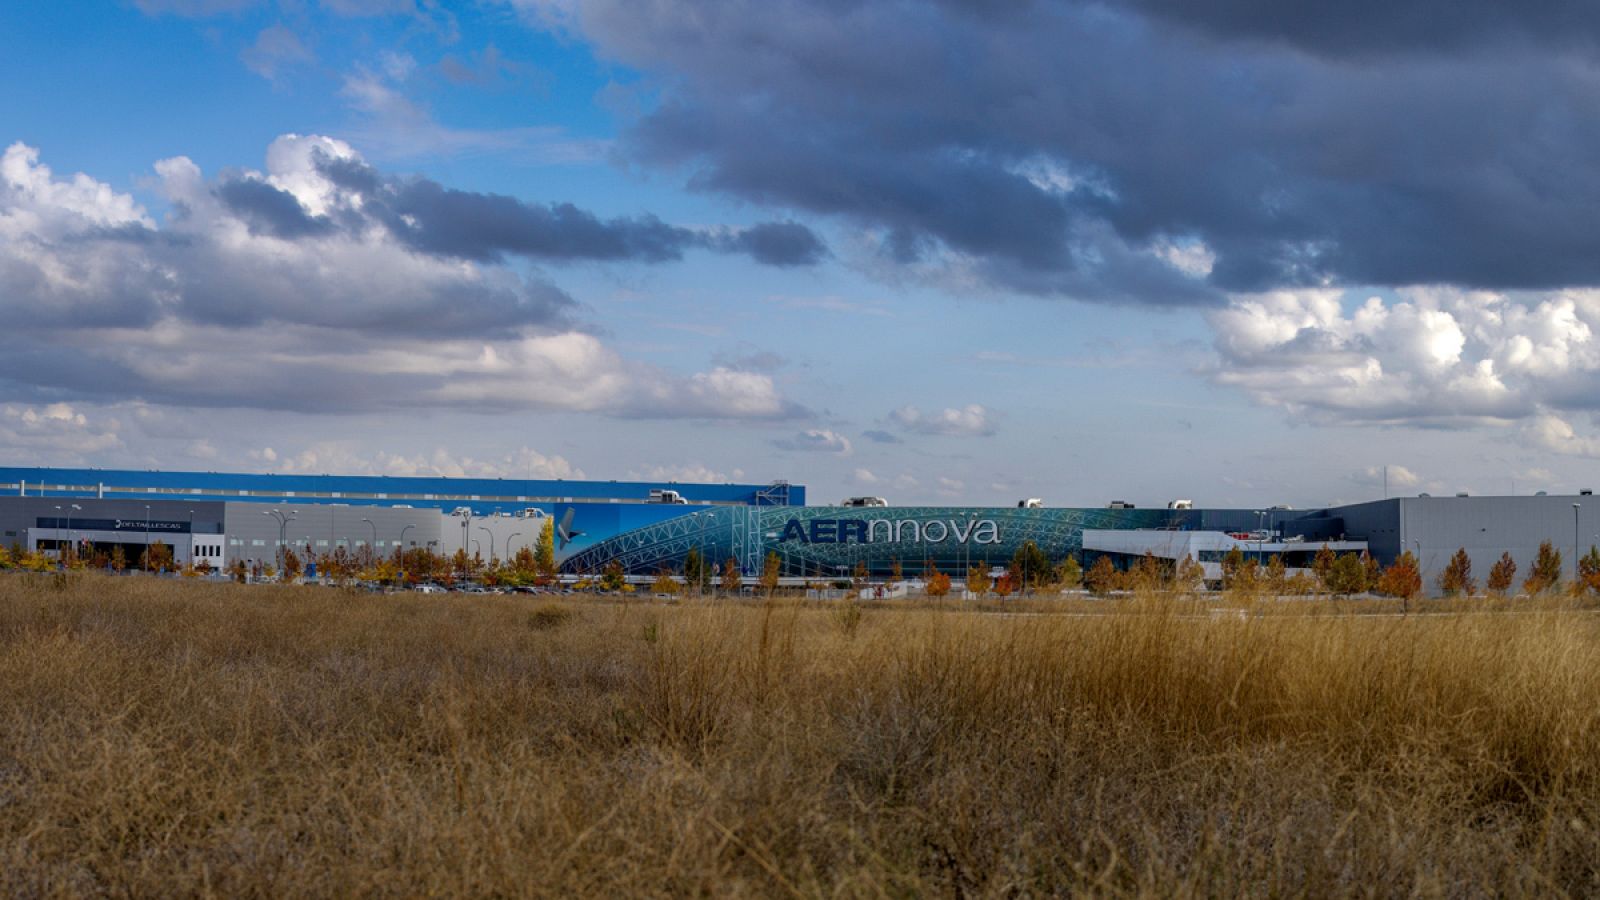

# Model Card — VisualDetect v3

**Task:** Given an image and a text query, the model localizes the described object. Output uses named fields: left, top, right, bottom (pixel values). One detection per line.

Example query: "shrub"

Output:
left=528, top=603, right=572, bottom=631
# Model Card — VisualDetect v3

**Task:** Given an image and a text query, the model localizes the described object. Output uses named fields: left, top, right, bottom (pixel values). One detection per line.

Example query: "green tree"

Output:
left=965, top=566, right=988, bottom=598
left=1010, top=540, right=1052, bottom=593
left=1524, top=541, right=1562, bottom=595
left=760, top=551, right=781, bottom=598
left=1437, top=548, right=1476, bottom=596
left=600, top=561, right=626, bottom=592
left=535, top=519, right=557, bottom=582
left=650, top=570, right=679, bottom=596
left=1326, top=553, right=1367, bottom=596
left=1056, top=556, right=1083, bottom=590
left=683, top=547, right=709, bottom=595
left=1487, top=552, right=1517, bottom=595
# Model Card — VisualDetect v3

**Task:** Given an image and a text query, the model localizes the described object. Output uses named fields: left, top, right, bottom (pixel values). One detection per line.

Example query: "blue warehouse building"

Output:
left=0, top=467, right=802, bottom=570
left=5, top=465, right=1600, bottom=595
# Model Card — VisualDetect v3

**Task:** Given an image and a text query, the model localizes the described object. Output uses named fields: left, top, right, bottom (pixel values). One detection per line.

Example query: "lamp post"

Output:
left=362, top=518, right=377, bottom=567
left=52, top=505, right=61, bottom=563
left=506, top=532, right=522, bottom=564
left=264, top=509, right=297, bottom=577
left=1574, top=503, right=1582, bottom=583
left=188, top=509, right=194, bottom=567
left=478, top=526, right=495, bottom=565
left=399, top=524, right=415, bottom=582
left=69, top=503, right=80, bottom=563
left=144, top=504, right=151, bottom=572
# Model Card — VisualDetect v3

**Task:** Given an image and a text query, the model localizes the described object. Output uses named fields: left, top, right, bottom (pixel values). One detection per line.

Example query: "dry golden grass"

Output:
left=4, top=574, right=1600, bottom=897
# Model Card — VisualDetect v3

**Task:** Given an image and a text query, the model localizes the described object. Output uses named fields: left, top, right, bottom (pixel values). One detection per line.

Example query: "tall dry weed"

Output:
left=3, top=574, right=1600, bottom=895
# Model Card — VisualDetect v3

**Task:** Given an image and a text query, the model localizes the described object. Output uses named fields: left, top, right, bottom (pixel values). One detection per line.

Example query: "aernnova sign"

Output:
left=778, top=517, right=1001, bottom=545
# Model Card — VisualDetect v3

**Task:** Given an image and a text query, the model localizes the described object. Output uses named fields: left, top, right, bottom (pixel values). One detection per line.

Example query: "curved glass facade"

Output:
left=561, top=505, right=1204, bottom=576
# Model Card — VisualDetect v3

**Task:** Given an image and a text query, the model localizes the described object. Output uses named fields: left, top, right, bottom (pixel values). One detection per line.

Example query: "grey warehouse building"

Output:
left=3, top=464, right=1600, bottom=595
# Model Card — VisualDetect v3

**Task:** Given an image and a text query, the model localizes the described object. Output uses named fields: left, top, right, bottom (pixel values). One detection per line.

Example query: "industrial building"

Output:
left=2, top=466, right=1598, bottom=594
left=0, top=467, right=801, bottom=573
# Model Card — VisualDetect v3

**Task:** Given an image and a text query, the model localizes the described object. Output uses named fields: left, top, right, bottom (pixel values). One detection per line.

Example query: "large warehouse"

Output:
left=0, top=467, right=802, bottom=573
left=2, top=467, right=1598, bottom=592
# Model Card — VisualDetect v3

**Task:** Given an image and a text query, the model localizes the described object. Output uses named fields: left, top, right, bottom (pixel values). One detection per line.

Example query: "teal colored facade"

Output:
left=559, top=504, right=1344, bottom=576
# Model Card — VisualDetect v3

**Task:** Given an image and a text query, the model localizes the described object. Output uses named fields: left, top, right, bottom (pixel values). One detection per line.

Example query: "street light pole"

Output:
left=69, top=503, right=80, bottom=563
left=362, top=518, right=377, bottom=567
left=1574, top=503, right=1582, bottom=583
left=264, top=509, right=297, bottom=579
left=399, top=523, right=415, bottom=581
left=52, top=505, right=61, bottom=563
left=478, top=526, right=495, bottom=565
left=144, top=504, right=151, bottom=572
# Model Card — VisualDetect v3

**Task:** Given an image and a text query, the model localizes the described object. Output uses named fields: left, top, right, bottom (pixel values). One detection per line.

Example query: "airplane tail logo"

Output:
left=557, top=507, right=585, bottom=550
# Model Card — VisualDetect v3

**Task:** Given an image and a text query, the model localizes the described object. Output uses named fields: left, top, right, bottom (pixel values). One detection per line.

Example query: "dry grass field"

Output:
left=4, top=575, right=1600, bottom=897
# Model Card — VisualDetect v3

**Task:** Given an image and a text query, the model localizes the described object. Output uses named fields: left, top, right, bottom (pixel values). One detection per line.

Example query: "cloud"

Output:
left=310, top=149, right=825, bottom=268
left=721, top=221, right=829, bottom=267
left=890, top=404, right=997, bottom=437
left=0, top=138, right=804, bottom=421
left=521, top=0, right=1600, bottom=303
left=1525, top=415, right=1600, bottom=459
left=437, top=45, right=529, bottom=87
left=853, top=468, right=879, bottom=484
left=240, top=25, right=313, bottom=81
left=710, top=349, right=787, bottom=373
left=0, top=404, right=122, bottom=460
left=1110, top=0, right=1600, bottom=57
left=626, top=463, right=733, bottom=483
left=265, top=444, right=585, bottom=479
left=134, top=0, right=258, bottom=15
left=861, top=429, right=902, bottom=444
left=772, top=429, right=852, bottom=454
left=1349, top=465, right=1421, bottom=489
left=338, top=66, right=608, bottom=162
left=1206, top=287, right=1600, bottom=427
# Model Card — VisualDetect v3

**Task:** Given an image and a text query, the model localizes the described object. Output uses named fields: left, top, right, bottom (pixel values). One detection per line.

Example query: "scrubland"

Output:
left=3, top=575, right=1600, bottom=897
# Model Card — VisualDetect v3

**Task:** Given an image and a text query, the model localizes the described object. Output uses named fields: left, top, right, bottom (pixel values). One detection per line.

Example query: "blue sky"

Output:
left=2, top=0, right=1599, bottom=508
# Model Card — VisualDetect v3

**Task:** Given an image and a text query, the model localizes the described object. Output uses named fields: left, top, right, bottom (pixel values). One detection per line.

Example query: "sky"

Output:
left=3, top=0, right=1600, bottom=508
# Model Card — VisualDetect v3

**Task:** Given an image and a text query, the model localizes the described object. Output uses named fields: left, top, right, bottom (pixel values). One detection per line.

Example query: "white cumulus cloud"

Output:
left=889, top=404, right=997, bottom=437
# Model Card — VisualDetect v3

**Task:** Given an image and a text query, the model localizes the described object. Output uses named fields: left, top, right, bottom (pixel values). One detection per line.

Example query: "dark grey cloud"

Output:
left=215, top=177, right=335, bottom=238
left=313, top=152, right=828, bottom=268
left=861, top=429, right=902, bottom=445
left=543, top=0, right=1600, bottom=301
left=1114, top=0, right=1600, bottom=56
left=722, top=221, right=829, bottom=267
left=0, top=138, right=806, bottom=421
